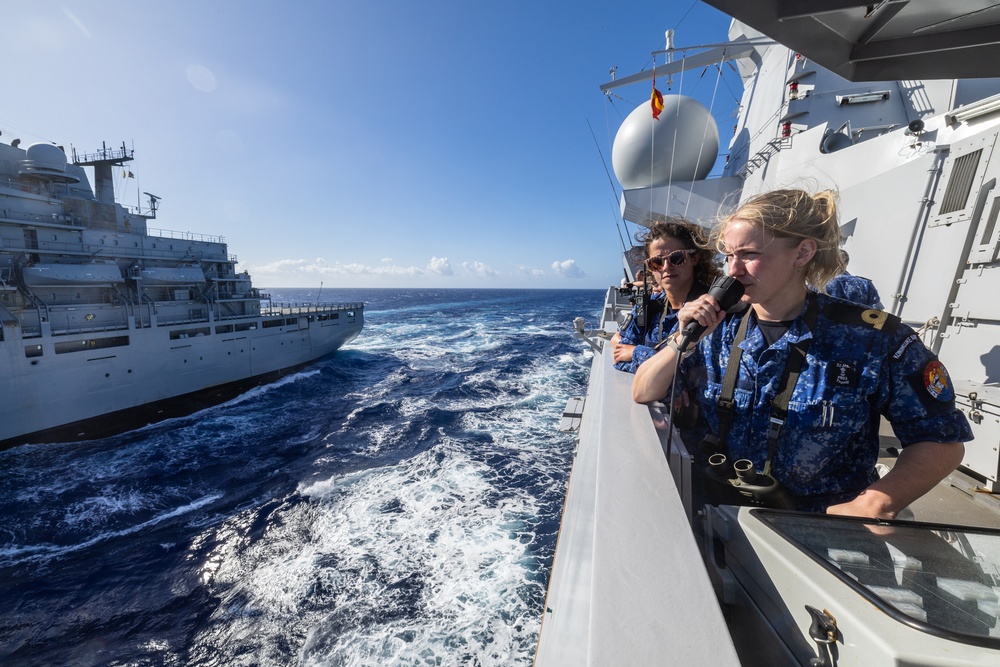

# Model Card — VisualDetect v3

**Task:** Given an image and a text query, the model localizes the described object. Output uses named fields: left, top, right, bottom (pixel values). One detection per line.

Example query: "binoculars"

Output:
left=700, top=436, right=796, bottom=510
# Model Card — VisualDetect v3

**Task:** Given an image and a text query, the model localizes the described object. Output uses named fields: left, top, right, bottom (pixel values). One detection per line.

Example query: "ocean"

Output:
left=0, top=287, right=603, bottom=666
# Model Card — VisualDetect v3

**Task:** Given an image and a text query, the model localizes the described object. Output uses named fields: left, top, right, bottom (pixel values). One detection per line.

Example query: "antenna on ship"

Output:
left=143, top=192, right=160, bottom=219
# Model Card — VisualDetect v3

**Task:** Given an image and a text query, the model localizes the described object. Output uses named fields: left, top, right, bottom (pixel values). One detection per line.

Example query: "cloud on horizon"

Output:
left=240, top=256, right=516, bottom=281
left=461, top=260, right=498, bottom=278
left=551, top=259, right=586, bottom=279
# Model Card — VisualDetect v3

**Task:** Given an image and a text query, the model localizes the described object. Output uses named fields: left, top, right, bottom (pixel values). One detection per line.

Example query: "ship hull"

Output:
left=0, top=312, right=362, bottom=448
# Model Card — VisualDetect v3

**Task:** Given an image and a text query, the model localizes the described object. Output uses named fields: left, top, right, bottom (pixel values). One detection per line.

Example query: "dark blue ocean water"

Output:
left=0, top=288, right=603, bottom=666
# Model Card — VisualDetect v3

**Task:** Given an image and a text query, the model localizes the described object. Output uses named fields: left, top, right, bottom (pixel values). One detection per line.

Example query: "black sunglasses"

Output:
left=645, top=249, right=696, bottom=270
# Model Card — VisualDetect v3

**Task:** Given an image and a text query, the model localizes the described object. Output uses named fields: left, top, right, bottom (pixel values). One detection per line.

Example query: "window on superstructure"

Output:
left=54, top=335, right=129, bottom=354
left=24, top=344, right=42, bottom=358
left=169, top=327, right=210, bottom=340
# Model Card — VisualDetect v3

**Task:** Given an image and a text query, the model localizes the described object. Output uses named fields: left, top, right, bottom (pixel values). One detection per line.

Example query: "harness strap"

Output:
left=716, top=293, right=819, bottom=475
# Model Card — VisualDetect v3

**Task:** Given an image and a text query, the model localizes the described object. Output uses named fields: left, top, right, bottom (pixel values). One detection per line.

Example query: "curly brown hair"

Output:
left=636, top=217, right=723, bottom=287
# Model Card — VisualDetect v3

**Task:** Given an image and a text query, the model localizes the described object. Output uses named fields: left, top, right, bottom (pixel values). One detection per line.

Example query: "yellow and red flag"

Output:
left=651, top=78, right=664, bottom=120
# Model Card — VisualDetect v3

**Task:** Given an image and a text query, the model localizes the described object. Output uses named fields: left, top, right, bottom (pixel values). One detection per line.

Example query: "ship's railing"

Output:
left=262, top=302, right=364, bottom=317
left=1, top=178, right=51, bottom=198
left=148, top=228, right=225, bottom=244
left=72, top=146, right=132, bottom=164
left=0, top=205, right=84, bottom=228
left=0, top=237, right=229, bottom=263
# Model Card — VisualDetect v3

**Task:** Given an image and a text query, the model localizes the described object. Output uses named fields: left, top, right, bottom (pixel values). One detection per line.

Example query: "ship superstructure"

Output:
left=537, top=2, right=1000, bottom=665
left=0, top=139, right=362, bottom=447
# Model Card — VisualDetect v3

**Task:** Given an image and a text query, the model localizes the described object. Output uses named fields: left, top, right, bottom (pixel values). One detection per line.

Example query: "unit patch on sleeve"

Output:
left=922, top=360, right=955, bottom=402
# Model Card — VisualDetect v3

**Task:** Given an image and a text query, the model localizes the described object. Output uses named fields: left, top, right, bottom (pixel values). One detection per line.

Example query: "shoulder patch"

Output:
left=824, top=301, right=900, bottom=334
left=922, top=360, right=955, bottom=403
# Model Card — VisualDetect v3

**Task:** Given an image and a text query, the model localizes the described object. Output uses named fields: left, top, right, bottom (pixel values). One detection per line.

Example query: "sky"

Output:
left=1, top=1, right=742, bottom=289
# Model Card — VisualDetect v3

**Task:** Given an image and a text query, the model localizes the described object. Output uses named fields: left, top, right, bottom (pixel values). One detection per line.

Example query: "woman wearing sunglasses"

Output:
left=633, top=189, right=971, bottom=518
left=612, top=218, right=722, bottom=374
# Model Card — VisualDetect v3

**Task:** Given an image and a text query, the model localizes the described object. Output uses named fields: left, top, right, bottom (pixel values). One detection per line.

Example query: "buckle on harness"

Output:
left=768, top=416, right=785, bottom=440
left=718, top=398, right=734, bottom=417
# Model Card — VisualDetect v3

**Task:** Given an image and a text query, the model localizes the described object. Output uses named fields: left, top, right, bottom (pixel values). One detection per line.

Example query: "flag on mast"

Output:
left=651, top=73, right=664, bottom=120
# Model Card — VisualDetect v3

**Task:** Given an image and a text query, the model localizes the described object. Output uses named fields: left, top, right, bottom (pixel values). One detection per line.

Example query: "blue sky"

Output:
left=1, top=1, right=739, bottom=289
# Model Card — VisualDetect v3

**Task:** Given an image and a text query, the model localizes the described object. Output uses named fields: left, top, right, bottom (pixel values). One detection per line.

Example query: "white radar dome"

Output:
left=612, top=95, right=719, bottom=188
left=19, top=142, right=78, bottom=182
left=25, top=143, right=69, bottom=172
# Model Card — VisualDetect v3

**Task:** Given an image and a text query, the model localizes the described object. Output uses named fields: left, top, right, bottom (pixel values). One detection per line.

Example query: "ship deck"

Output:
left=881, top=424, right=1000, bottom=529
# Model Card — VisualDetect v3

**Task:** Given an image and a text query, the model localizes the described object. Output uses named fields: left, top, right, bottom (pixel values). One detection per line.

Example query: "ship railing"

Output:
left=72, top=146, right=133, bottom=164
left=262, top=302, right=364, bottom=317
left=155, top=313, right=211, bottom=326
left=1, top=178, right=52, bottom=199
left=49, top=321, right=130, bottom=336
left=0, top=205, right=85, bottom=228
left=148, top=228, right=225, bottom=245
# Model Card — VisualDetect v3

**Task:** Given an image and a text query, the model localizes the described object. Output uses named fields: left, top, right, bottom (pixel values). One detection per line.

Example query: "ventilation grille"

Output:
left=939, top=149, right=983, bottom=215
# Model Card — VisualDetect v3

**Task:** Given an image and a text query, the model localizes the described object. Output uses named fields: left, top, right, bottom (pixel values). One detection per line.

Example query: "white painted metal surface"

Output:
left=535, top=330, right=739, bottom=666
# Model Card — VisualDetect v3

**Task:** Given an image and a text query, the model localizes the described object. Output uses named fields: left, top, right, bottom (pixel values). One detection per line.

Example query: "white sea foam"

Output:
left=191, top=441, right=545, bottom=665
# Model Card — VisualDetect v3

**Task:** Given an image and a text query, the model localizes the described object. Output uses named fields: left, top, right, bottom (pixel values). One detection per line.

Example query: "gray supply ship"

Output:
left=0, top=139, right=362, bottom=448
left=538, top=2, right=1000, bottom=665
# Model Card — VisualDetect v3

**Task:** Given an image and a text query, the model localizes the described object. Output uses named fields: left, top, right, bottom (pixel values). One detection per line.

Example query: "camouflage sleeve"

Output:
left=883, top=327, right=974, bottom=445
left=617, top=307, right=643, bottom=346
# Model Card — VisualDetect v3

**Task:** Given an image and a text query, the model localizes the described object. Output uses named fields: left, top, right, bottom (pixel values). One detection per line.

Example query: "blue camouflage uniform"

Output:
left=824, top=272, right=883, bottom=309
left=616, top=283, right=708, bottom=374
left=679, top=292, right=972, bottom=511
left=615, top=292, right=673, bottom=373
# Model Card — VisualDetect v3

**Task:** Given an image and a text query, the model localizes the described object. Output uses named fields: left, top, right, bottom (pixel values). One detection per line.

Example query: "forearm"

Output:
left=632, top=334, right=681, bottom=403
left=827, top=440, right=965, bottom=518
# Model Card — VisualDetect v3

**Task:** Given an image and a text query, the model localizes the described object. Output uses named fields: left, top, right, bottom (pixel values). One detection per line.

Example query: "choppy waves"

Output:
left=0, top=288, right=600, bottom=666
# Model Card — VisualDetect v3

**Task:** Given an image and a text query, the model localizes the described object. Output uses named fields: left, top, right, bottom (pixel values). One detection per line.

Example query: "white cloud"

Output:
left=516, top=265, right=545, bottom=278
left=461, top=261, right=498, bottom=278
left=551, top=259, right=586, bottom=279
left=427, top=256, right=453, bottom=276
left=245, top=257, right=426, bottom=277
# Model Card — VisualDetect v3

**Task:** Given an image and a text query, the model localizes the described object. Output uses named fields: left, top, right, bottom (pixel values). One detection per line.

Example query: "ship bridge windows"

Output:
left=54, top=335, right=129, bottom=354
left=169, top=327, right=210, bottom=340
left=24, top=344, right=43, bottom=358
left=262, top=317, right=303, bottom=329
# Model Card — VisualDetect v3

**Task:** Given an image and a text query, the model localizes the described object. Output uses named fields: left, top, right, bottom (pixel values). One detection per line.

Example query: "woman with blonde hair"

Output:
left=633, top=189, right=971, bottom=516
